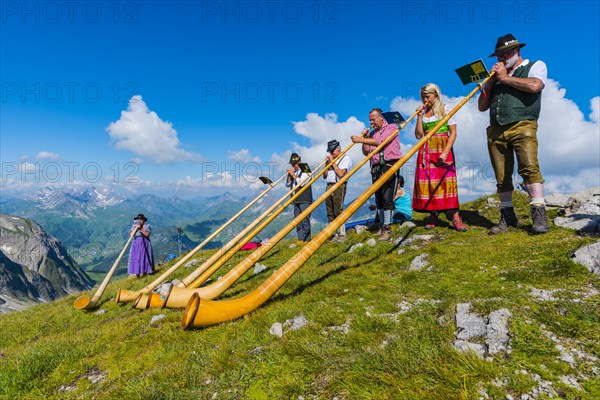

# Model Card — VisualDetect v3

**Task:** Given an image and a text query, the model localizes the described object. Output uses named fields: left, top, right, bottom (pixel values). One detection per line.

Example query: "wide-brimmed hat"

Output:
left=489, top=33, right=526, bottom=57
left=289, top=152, right=301, bottom=164
left=133, top=213, right=148, bottom=222
left=327, top=139, right=340, bottom=153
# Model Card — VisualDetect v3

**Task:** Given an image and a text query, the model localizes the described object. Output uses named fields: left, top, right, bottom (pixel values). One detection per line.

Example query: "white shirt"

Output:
left=324, top=154, right=352, bottom=183
left=421, top=105, right=457, bottom=127
left=286, top=166, right=310, bottom=188
left=510, top=59, right=547, bottom=85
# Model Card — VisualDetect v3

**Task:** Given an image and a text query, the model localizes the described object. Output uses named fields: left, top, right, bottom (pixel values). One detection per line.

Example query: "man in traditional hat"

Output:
left=322, top=139, right=353, bottom=242
left=478, top=33, right=550, bottom=234
left=286, top=152, right=313, bottom=244
left=351, top=108, right=402, bottom=240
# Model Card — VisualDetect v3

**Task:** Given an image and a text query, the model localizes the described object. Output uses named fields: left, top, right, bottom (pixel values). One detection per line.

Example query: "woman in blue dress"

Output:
left=128, top=214, right=154, bottom=278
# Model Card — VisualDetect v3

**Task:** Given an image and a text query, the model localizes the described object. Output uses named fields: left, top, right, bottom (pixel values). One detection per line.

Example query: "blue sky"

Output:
left=1, top=0, right=599, bottom=201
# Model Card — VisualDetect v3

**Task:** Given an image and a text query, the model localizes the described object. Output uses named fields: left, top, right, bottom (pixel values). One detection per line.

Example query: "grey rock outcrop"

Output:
left=546, top=188, right=600, bottom=277
left=552, top=187, right=600, bottom=234
left=0, top=213, right=93, bottom=312
left=409, top=253, right=430, bottom=271
left=572, top=241, right=600, bottom=276
left=454, top=303, right=512, bottom=359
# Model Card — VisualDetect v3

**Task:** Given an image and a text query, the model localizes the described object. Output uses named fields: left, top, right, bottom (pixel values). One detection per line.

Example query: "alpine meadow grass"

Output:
left=1, top=192, right=598, bottom=399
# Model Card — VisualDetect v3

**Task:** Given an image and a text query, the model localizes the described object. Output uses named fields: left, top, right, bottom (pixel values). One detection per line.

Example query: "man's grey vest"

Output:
left=489, top=61, right=542, bottom=126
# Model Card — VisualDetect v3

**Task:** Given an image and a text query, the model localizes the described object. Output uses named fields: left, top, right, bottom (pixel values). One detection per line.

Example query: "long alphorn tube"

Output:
left=135, top=136, right=364, bottom=309
left=123, top=159, right=323, bottom=305
left=185, top=137, right=361, bottom=288
left=182, top=75, right=493, bottom=328
left=147, top=128, right=396, bottom=309
left=74, top=228, right=138, bottom=310
left=114, top=173, right=287, bottom=303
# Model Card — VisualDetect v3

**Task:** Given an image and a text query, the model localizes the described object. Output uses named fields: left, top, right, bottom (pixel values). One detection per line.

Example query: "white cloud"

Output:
left=106, top=95, right=203, bottom=164
left=130, top=157, right=145, bottom=165
left=390, top=79, right=600, bottom=199
left=266, top=113, right=377, bottom=201
left=34, top=151, right=60, bottom=161
left=289, top=112, right=365, bottom=166
left=20, top=162, right=39, bottom=173
left=227, top=149, right=262, bottom=163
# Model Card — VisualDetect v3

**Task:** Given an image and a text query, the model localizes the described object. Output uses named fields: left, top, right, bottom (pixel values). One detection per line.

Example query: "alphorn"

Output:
left=119, top=165, right=316, bottom=304
left=74, top=228, right=138, bottom=310
left=122, top=167, right=321, bottom=305
left=181, top=127, right=374, bottom=290
left=114, top=172, right=287, bottom=303
left=182, top=74, right=494, bottom=328
left=144, top=127, right=396, bottom=309
left=134, top=135, right=365, bottom=309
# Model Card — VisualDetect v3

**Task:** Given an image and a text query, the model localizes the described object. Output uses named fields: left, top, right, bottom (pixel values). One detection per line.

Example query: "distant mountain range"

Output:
left=0, top=185, right=371, bottom=276
left=26, top=186, right=126, bottom=215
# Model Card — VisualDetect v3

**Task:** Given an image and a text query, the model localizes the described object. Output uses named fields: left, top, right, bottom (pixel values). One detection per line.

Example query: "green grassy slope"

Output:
left=1, top=193, right=598, bottom=399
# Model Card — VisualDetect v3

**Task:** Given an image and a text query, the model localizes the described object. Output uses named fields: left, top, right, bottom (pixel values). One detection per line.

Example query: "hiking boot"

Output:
left=489, top=207, right=519, bottom=235
left=379, top=224, right=392, bottom=241
left=425, top=212, right=439, bottom=230
left=452, top=215, right=468, bottom=232
left=531, top=205, right=550, bottom=234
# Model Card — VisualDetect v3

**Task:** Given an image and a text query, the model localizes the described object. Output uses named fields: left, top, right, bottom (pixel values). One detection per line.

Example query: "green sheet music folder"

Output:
left=455, top=59, right=490, bottom=85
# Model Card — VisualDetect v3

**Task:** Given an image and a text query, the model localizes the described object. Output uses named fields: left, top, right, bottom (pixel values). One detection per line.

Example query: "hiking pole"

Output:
left=74, top=228, right=138, bottom=310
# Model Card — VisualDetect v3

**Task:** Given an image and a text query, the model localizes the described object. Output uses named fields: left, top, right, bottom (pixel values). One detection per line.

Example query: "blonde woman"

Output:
left=412, top=83, right=467, bottom=231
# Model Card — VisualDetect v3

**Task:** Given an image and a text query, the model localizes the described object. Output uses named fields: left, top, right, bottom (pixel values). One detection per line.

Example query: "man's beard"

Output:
left=504, top=52, right=519, bottom=69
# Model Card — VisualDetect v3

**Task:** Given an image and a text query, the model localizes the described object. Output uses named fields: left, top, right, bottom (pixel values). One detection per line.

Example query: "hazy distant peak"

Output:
left=25, top=185, right=126, bottom=212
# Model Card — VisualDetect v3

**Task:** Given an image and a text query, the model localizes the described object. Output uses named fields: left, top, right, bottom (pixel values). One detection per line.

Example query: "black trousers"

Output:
left=371, top=163, right=398, bottom=211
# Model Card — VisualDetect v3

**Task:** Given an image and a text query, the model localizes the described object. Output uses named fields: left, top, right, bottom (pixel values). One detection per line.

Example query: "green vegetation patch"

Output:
left=0, top=192, right=598, bottom=399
